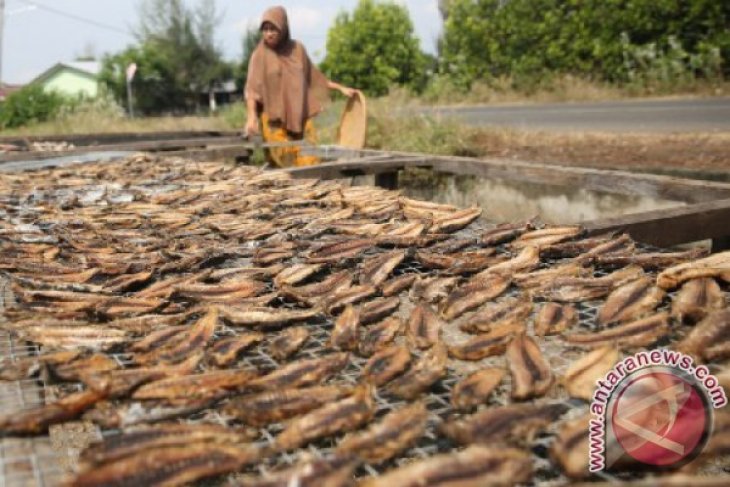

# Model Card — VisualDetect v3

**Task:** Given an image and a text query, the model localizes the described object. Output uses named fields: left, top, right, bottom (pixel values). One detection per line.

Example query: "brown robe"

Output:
left=245, top=6, right=330, bottom=134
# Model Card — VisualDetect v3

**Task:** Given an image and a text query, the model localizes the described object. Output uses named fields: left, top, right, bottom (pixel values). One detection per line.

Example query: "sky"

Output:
left=2, top=0, right=443, bottom=84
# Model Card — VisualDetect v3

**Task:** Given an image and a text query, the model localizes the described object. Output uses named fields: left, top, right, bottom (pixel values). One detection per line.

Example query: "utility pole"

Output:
left=0, top=0, right=5, bottom=90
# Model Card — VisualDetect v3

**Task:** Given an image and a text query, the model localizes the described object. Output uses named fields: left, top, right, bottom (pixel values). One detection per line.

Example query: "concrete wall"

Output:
left=41, top=70, right=98, bottom=98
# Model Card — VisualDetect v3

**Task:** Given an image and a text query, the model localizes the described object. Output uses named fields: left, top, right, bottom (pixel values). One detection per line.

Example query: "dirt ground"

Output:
left=469, top=130, right=730, bottom=180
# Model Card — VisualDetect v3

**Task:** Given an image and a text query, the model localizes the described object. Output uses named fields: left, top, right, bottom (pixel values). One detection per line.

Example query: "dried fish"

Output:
left=269, top=326, right=309, bottom=360
left=475, top=246, right=540, bottom=278
left=273, top=263, right=323, bottom=288
left=224, top=385, right=354, bottom=426
left=132, top=368, right=259, bottom=401
left=480, top=221, right=533, bottom=246
left=331, top=305, right=360, bottom=351
left=358, top=317, right=402, bottom=356
left=563, top=346, right=619, bottom=400
left=52, top=353, right=119, bottom=382
left=135, top=307, right=219, bottom=364
left=513, top=262, right=592, bottom=289
left=359, top=250, right=406, bottom=287
left=323, top=284, right=378, bottom=314
left=337, top=402, right=428, bottom=463
left=550, top=415, right=591, bottom=479
left=459, top=298, right=533, bottom=334
left=410, top=276, right=459, bottom=303
left=597, top=277, right=665, bottom=325
left=535, top=302, right=578, bottom=337
left=540, top=233, right=632, bottom=260
left=677, top=309, right=730, bottom=362
left=362, top=345, right=411, bottom=386
left=127, top=325, right=188, bottom=353
left=428, top=206, right=482, bottom=234
left=84, top=397, right=216, bottom=429
left=249, top=353, right=349, bottom=390
left=448, top=323, right=522, bottom=361
left=208, top=332, right=264, bottom=367
left=440, top=274, right=510, bottom=320
left=0, top=390, right=104, bottom=435
left=531, top=265, right=644, bottom=302
left=442, top=402, right=569, bottom=446
left=451, top=368, right=505, bottom=411
left=360, top=446, right=532, bottom=487
left=280, top=270, right=352, bottom=306
left=386, top=344, right=448, bottom=399
left=275, top=385, right=375, bottom=451
left=220, top=306, right=320, bottom=329
left=0, top=351, right=80, bottom=381
left=565, top=312, right=670, bottom=349
left=306, top=238, right=372, bottom=263
left=507, top=333, right=554, bottom=399
left=17, top=324, right=130, bottom=351
left=593, top=247, right=708, bottom=271
left=232, top=454, right=358, bottom=487
left=657, top=250, right=730, bottom=289
left=407, top=303, right=443, bottom=350
left=358, top=297, right=400, bottom=325
left=671, top=277, right=726, bottom=322
left=381, top=273, right=418, bottom=297
left=512, top=225, right=582, bottom=250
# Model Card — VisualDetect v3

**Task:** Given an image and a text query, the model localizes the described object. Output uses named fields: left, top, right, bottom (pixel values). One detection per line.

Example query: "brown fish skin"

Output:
left=534, top=303, right=578, bottom=337
left=550, top=415, right=592, bottom=479
left=671, top=278, right=726, bottom=323
left=531, top=265, right=645, bottom=303
left=459, top=299, right=533, bottom=334
left=428, top=206, right=482, bottom=234
left=305, top=239, right=372, bottom=263
left=428, top=237, right=476, bottom=254
left=511, top=225, right=582, bottom=250
left=592, top=247, right=708, bottom=271
left=173, top=279, right=266, bottom=300
left=208, top=332, right=264, bottom=368
left=358, top=297, right=401, bottom=325
left=323, top=284, right=378, bottom=315
left=17, top=325, right=131, bottom=351
left=70, top=443, right=261, bottom=487
left=441, top=402, right=569, bottom=446
left=359, top=250, right=406, bottom=287
left=224, top=385, right=354, bottom=427
left=597, top=277, right=665, bottom=325
left=280, top=270, right=352, bottom=306
left=381, top=273, right=417, bottom=297
left=358, top=317, right=403, bottom=356
left=539, top=233, right=632, bottom=260
left=448, top=323, right=523, bottom=361
left=249, top=353, right=349, bottom=390
left=51, top=354, right=119, bottom=382
left=132, top=368, right=259, bottom=401
left=480, top=221, right=533, bottom=247
left=127, top=325, right=188, bottom=353
left=475, top=246, right=540, bottom=278
left=275, top=385, right=376, bottom=451
left=410, top=276, right=459, bottom=303
left=407, top=303, right=443, bottom=350
left=362, top=345, right=411, bottom=386
left=657, top=250, right=730, bottom=289
left=220, top=306, right=320, bottom=329
left=84, top=397, right=217, bottom=429
left=269, top=326, right=309, bottom=360
left=440, top=274, right=511, bottom=321
left=451, top=368, right=506, bottom=411
left=0, top=351, right=81, bottom=381
left=565, top=312, right=670, bottom=349
left=359, top=446, right=533, bottom=487
left=273, top=263, right=323, bottom=288
left=563, top=346, right=619, bottom=401
left=231, top=454, right=358, bottom=487
left=507, top=333, right=554, bottom=400
left=331, top=305, right=360, bottom=351
left=0, top=390, right=104, bottom=436
left=135, top=307, right=219, bottom=364
left=677, top=309, right=730, bottom=362
left=336, top=402, right=429, bottom=463
left=513, top=263, right=592, bottom=290
left=79, top=423, right=256, bottom=469
left=386, top=344, right=448, bottom=400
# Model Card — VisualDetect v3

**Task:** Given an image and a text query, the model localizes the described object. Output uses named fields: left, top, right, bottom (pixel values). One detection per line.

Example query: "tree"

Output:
left=321, top=0, right=428, bottom=96
left=234, top=24, right=262, bottom=92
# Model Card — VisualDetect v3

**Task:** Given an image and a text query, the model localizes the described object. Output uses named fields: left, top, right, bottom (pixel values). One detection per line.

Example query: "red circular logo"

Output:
left=611, top=369, right=711, bottom=467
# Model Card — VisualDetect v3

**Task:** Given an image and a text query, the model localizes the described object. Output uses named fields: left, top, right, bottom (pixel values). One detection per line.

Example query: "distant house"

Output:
left=30, top=61, right=101, bottom=98
left=0, top=83, right=24, bottom=101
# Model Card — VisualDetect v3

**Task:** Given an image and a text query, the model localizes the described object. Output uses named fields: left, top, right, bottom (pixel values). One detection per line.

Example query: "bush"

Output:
left=0, top=85, right=69, bottom=129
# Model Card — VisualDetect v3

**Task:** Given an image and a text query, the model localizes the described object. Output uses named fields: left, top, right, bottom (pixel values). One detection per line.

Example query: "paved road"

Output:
left=426, top=97, right=730, bottom=132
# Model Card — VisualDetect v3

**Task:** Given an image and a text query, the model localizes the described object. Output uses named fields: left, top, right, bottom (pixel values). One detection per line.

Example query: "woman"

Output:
left=245, top=6, right=358, bottom=167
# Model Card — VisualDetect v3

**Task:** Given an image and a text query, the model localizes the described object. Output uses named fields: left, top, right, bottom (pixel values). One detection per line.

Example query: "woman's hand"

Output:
left=245, top=115, right=260, bottom=137
left=340, top=86, right=358, bottom=98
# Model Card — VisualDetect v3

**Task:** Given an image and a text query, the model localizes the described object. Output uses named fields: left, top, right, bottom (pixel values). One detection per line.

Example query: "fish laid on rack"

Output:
left=550, top=415, right=592, bottom=479
left=330, top=305, right=360, bottom=351
left=448, top=322, right=523, bottom=361
left=275, top=385, right=376, bottom=451
left=134, top=307, right=219, bottom=364
left=475, top=246, right=541, bottom=278
left=381, top=273, right=418, bottom=297
left=359, top=446, right=533, bottom=487
left=530, top=265, right=645, bottom=302
left=248, top=353, right=350, bottom=390
left=657, top=250, right=730, bottom=289
left=305, top=238, right=372, bottom=263
left=96, top=296, right=167, bottom=318
left=592, top=247, right=707, bottom=270
left=272, top=263, right=324, bottom=288
left=415, top=249, right=497, bottom=275
left=269, top=326, right=309, bottom=360
left=51, top=353, right=119, bottom=382
left=565, top=312, right=670, bottom=349
left=280, top=270, right=352, bottom=306
left=132, top=368, right=259, bottom=401
left=358, top=297, right=401, bottom=325
left=428, top=206, right=482, bottom=234
left=480, top=221, right=534, bottom=247
left=671, top=277, right=726, bottom=322
left=410, top=276, right=459, bottom=303
left=231, top=454, right=359, bottom=487
left=84, top=396, right=218, bottom=429
left=534, top=302, right=578, bottom=337
left=358, top=317, right=403, bottom=356
left=407, top=303, right=443, bottom=350
left=563, top=346, right=620, bottom=400
left=459, top=298, right=533, bottom=334
left=70, top=442, right=261, bottom=487
left=336, top=402, right=429, bottom=463
left=439, top=274, right=511, bottom=321
left=17, top=324, right=131, bottom=351
left=362, top=344, right=411, bottom=386
left=451, top=368, right=506, bottom=411
left=511, top=225, right=582, bottom=250
left=597, top=277, right=665, bottom=325
left=78, top=423, right=257, bottom=469
left=540, top=233, right=633, bottom=260
left=208, top=332, right=264, bottom=367
left=513, top=262, right=592, bottom=289
left=441, top=402, right=569, bottom=446
left=127, top=325, right=188, bottom=353
left=507, top=333, right=554, bottom=399
left=677, top=309, right=730, bottom=362
left=0, top=350, right=80, bottom=381
left=105, top=312, right=194, bottom=334
left=220, top=306, right=320, bottom=329
left=323, top=284, right=378, bottom=314
left=0, top=389, right=104, bottom=435
left=386, top=344, right=448, bottom=399
left=428, top=236, right=476, bottom=254
left=359, top=250, right=406, bottom=287
left=224, top=385, right=354, bottom=426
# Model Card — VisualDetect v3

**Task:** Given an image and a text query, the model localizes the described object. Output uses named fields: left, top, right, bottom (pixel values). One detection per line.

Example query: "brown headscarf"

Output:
left=245, top=6, right=330, bottom=134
